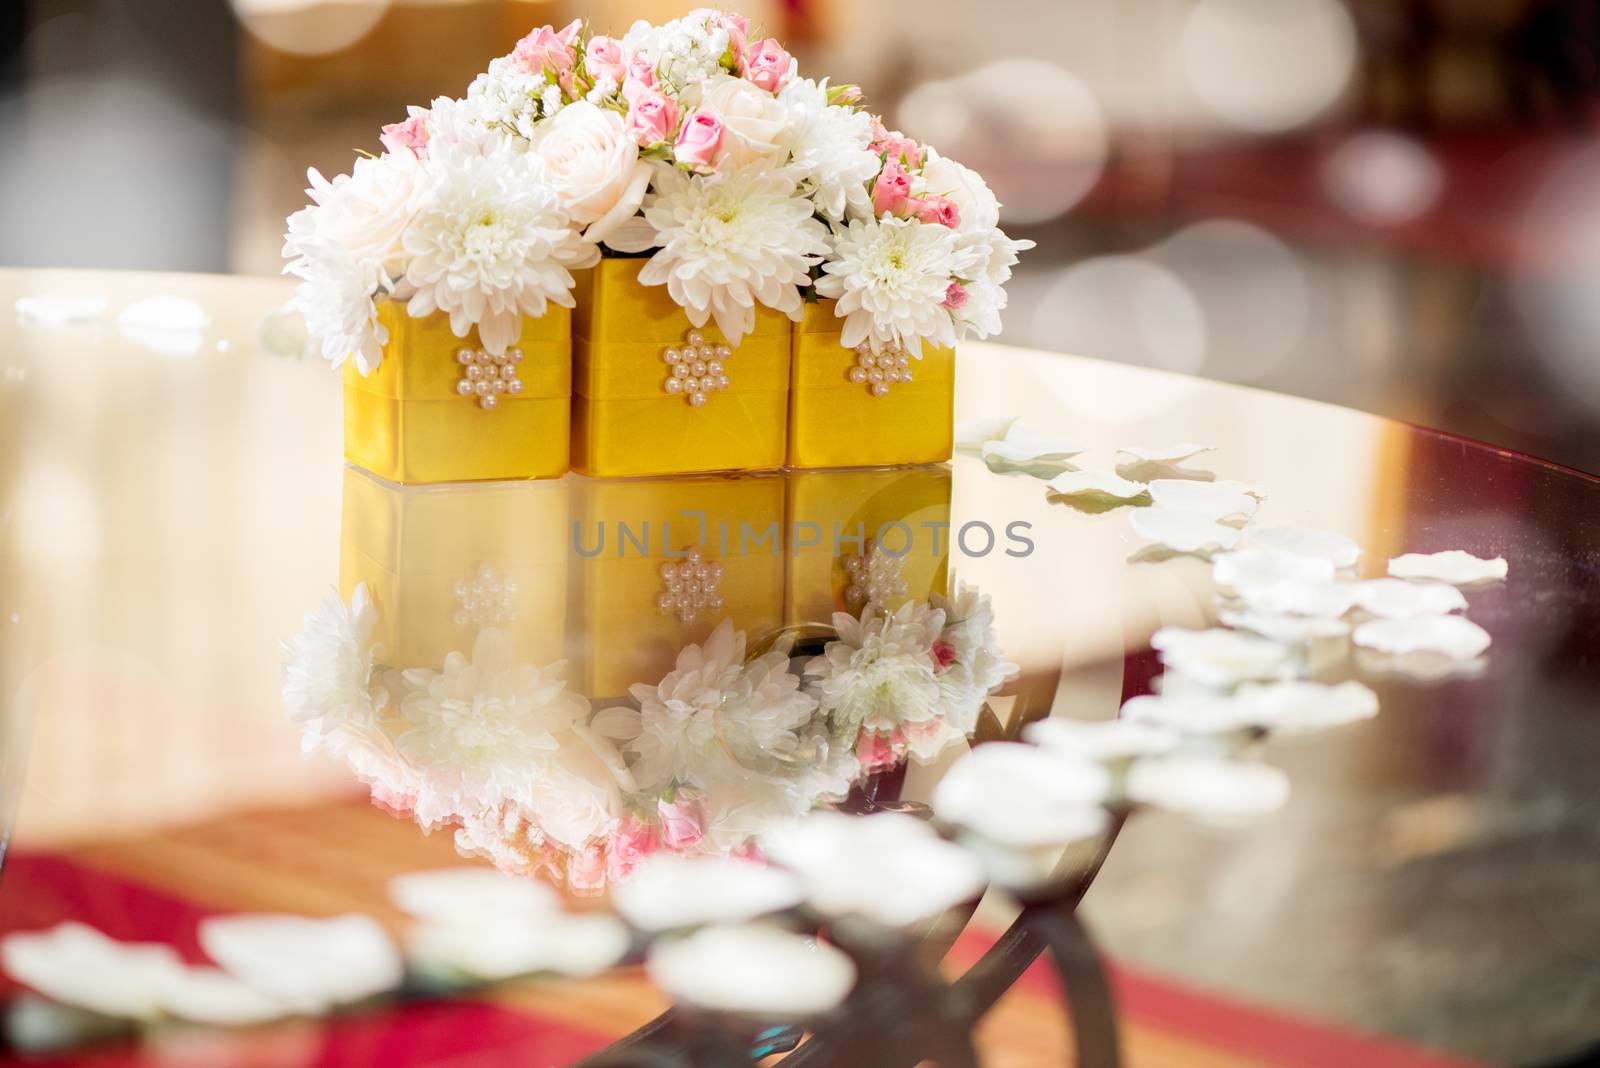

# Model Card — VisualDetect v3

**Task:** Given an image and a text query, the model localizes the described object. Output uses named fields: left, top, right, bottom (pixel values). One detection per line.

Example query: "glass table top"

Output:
left=2, top=268, right=1599, bottom=1066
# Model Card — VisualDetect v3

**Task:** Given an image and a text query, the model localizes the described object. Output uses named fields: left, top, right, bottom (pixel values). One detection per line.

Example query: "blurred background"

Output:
left=5, top=0, right=1600, bottom=473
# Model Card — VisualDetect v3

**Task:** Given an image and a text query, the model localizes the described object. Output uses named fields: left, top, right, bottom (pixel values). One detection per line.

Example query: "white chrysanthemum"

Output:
left=806, top=601, right=947, bottom=736
left=402, top=140, right=599, bottom=354
left=282, top=584, right=385, bottom=744
left=932, top=584, right=1019, bottom=734
left=777, top=78, right=879, bottom=222
left=287, top=258, right=386, bottom=372
left=637, top=163, right=829, bottom=344
left=396, top=629, right=591, bottom=828
left=815, top=216, right=973, bottom=355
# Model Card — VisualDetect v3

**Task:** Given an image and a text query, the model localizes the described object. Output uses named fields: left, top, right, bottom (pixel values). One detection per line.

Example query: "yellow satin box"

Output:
left=343, top=301, right=571, bottom=485
left=571, top=258, right=790, bottom=478
left=571, top=473, right=786, bottom=698
left=339, top=466, right=570, bottom=671
left=784, top=466, right=953, bottom=625
left=787, top=299, right=955, bottom=469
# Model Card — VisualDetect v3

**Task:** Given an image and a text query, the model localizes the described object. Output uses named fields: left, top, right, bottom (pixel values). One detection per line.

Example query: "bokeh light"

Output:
left=1031, top=256, right=1207, bottom=375
left=1322, top=132, right=1444, bottom=225
left=231, top=0, right=394, bottom=57
left=1181, top=0, right=1357, bottom=133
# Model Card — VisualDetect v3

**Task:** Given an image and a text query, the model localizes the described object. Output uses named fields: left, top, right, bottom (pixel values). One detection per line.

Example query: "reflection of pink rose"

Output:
left=913, top=195, right=961, bottom=229
left=585, top=35, right=626, bottom=86
left=380, top=112, right=429, bottom=158
left=626, top=88, right=680, bottom=147
left=872, top=158, right=913, bottom=216
left=607, top=815, right=661, bottom=881
left=674, top=111, right=724, bottom=170
left=858, top=730, right=905, bottom=773
left=738, top=38, right=793, bottom=93
left=511, top=19, right=580, bottom=75
left=568, top=843, right=608, bottom=894
left=940, top=284, right=969, bottom=312
left=657, top=797, right=706, bottom=851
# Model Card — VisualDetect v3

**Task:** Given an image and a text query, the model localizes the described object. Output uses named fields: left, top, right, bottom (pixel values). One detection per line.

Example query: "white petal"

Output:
left=1352, top=578, right=1468, bottom=619
left=1235, top=578, right=1358, bottom=618
left=0, top=924, right=180, bottom=1019
left=1045, top=470, right=1148, bottom=501
left=1217, top=608, right=1351, bottom=643
left=388, top=868, right=562, bottom=926
left=156, top=968, right=288, bottom=1026
left=408, top=913, right=629, bottom=981
left=647, top=925, right=855, bottom=1018
left=1352, top=616, right=1491, bottom=659
left=932, top=743, right=1109, bottom=847
left=198, top=914, right=403, bottom=1014
left=1129, top=509, right=1241, bottom=554
left=1121, top=692, right=1258, bottom=734
left=1213, top=548, right=1335, bottom=591
left=15, top=295, right=108, bottom=326
left=1387, top=551, right=1507, bottom=585
left=1117, top=442, right=1215, bottom=463
left=1244, top=525, right=1363, bottom=568
left=981, top=422, right=1087, bottom=466
left=763, top=812, right=986, bottom=928
left=1023, top=717, right=1181, bottom=760
left=1150, top=627, right=1293, bottom=687
left=1126, top=755, right=1290, bottom=823
left=1146, top=479, right=1258, bottom=521
left=954, top=415, right=1018, bottom=451
left=1233, top=680, right=1379, bottom=734
left=613, top=856, right=803, bottom=932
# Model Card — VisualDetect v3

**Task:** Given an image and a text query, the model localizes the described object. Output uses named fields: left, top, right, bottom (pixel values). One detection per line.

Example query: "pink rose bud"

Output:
left=657, top=797, right=706, bottom=851
left=380, top=111, right=429, bottom=158
left=585, top=35, right=627, bottom=86
left=692, top=8, right=750, bottom=53
left=626, top=87, right=681, bottom=146
left=510, top=19, right=580, bottom=75
left=868, top=115, right=891, bottom=144
left=674, top=110, right=725, bottom=170
left=872, top=158, right=914, bottom=216
left=913, top=195, right=961, bottom=229
left=857, top=730, right=904, bottom=773
left=932, top=636, right=960, bottom=667
left=607, top=815, right=662, bottom=882
left=942, top=283, right=970, bottom=310
left=738, top=37, right=793, bottom=93
left=875, top=136, right=924, bottom=169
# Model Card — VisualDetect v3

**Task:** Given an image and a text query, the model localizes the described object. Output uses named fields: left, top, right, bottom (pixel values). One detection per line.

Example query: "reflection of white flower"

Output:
left=197, top=914, right=403, bottom=1015
left=282, top=584, right=385, bottom=747
left=523, top=728, right=630, bottom=851
left=637, top=163, right=829, bottom=344
left=647, top=924, right=855, bottom=1018
left=932, top=584, right=1018, bottom=734
left=816, top=216, right=967, bottom=356
left=777, top=78, right=878, bottom=221
left=806, top=601, right=946, bottom=736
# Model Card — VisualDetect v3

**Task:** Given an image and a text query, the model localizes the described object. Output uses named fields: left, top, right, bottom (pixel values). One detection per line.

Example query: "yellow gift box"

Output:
left=571, top=473, right=786, bottom=698
left=339, top=465, right=570, bottom=671
left=784, top=465, right=953, bottom=625
left=571, top=259, right=790, bottom=478
left=788, top=299, right=955, bottom=469
left=343, top=301, right=571, bottom=485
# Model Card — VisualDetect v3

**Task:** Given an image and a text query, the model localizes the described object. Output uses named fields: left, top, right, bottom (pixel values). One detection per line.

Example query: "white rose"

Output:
left=294, top=149, right=427, bottom=283
left=919, top=150, right=1001, bottom=233
left=525, top=732, right=628, bottom=851
left=530, top=101, right=652, bottom=245
left=696, top=74, right=789, bottom=170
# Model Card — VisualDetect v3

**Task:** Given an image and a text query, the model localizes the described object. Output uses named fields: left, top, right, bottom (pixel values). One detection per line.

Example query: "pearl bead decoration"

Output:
left=456, top=345, right=524, bottom=410
left=663, top=329, right=734, bottom=408
left=453, top=562, right=518, bottom=627
left=843, top=547, right=908, bottom=611
left=657, top=547, right=725, bottom=623
left=850, top=341, right=913, bottom=397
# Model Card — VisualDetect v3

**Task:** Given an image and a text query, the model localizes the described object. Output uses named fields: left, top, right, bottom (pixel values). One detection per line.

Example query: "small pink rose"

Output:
left=913, top=195, right=961, bottom=229
left=380, top=112, right=429, bottom=159
left=567, top=844, right=609, bottom=894
left=858, top=730, right=906, bottom=773
left=674, top=110, right=725, bottom=170
left=510, top=19, right=580, bottom=75
left=868, top=115, right=891, bottom=144
left=872, top=158, right=913, bottom=216
left=626, top=87, right=681, bottom=147
left=621, top=54, right=657, bottom=102
left=941, top=283, right=970, bottom=311
left=607, top=815, right=661, bottom=881
left=585, top=35, right=627, bottom=87
left=657, top=796, right=706, bottom=851
left=692, top=8, right=750, bottom=54
left=738, top=37, right=793, bottom=93
left=874, top=135, right=924, bottom=170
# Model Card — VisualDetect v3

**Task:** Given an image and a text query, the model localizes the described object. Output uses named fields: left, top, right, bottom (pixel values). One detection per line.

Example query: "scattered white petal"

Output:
left=1244, top=526, right=1363, bottom=569
left=1352, top=579, right=1467, bottom=619
left=15, top=295, right=107, bottom=326
left=1045, top=470, right=1148, bottom=501
left=1150, top=627, right=1293, bottom=687
left=198, top=914, right=403, bottom=1014
left=1354, top=648, right=1487, bottom=682
left=613, top=855, right=803, bottom=932
left=1117, top=443, right=1215, bottom=463
left=389, top=868, right=561, bottom=925
left=763, top=812, right=986, bottom=928
left=2, top=924, right=183, bottom=1020
left=116, top=296, right=211, bottom=357
left=648, top=925, right=855, bottom=1018
left=153, top=967, right=287, bottom=1026
left=1126, top=755, right=1290, bottom=823
left=955, top=415, right=1018, bottom=451
left=1388, top=551, right=1507, bottom=585
left=259, top=302, right=314, bottom=361
left=1023, top=717, right=1181, bottom=760
left=1353, top=616, right=1491, bottom=660
left=1213, top=548, right=1335, bottom=591
left=1233, top=680, right=1379, bottom=734
left=1129, top=509, right=1241, bottom=554
left=1122, top=691, right=1258, bottom=734
left=408, top=913, right=629, bottom=981
left=1146, top=480, right=1259, bottom=521
left=1218, top=608, right=1350, bottom=643
left=981, top=422, right=1088, bottom=471
left=1235, top=578, right=1358, bottom=618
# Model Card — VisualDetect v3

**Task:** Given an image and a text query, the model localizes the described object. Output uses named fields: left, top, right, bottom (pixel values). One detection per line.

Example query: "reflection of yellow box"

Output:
left=785, top=466, right=953, bottom=625
left=572, top=474, right=786, bottom=698
left=339, top=466, right=570, bottom=671
left=343, top=302, right=571, bottom=485
left=571, top=259, right=790, bottom=478
left=788, top=299, right=954, bottom=469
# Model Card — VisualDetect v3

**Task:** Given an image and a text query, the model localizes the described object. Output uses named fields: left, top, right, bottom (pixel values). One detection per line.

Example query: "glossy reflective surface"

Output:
left=3, top=269, right=1599, bottom=1064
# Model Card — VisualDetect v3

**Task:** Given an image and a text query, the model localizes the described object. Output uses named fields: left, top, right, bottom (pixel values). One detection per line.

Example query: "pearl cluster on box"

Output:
left=453, top=563, right=517, bottom=627
left=662, top=329, right=733, bottom=408
left=843, top=548, right=908, bottom=611
left=455, top=346, right=524, bottom=410
left=657, top=547, right=725, bottom=623
left=847, top=341, right=913, bottom=397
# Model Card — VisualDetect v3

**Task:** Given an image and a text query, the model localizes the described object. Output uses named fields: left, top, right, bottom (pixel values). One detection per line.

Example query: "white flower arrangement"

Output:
left=284, top=8, right=1032, bottom=370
